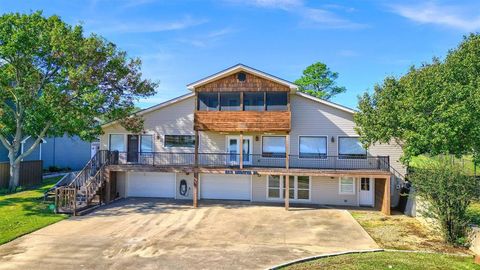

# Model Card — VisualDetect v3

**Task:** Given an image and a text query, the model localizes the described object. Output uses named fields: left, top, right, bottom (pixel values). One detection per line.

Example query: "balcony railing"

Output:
left=109, top=151, right=390, bottom=171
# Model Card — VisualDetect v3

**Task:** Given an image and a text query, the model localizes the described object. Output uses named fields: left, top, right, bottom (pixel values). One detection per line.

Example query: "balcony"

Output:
left=108, top=151, right=390, bottom=172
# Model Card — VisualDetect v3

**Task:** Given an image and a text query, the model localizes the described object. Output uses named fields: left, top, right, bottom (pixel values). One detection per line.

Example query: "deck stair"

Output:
left=55, top=150, right=110, bottom=215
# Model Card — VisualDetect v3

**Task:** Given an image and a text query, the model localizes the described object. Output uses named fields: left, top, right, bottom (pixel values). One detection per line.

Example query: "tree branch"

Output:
left=0, top=134, right=12, bottom=152
left=16, top=122, right=52, bottom=163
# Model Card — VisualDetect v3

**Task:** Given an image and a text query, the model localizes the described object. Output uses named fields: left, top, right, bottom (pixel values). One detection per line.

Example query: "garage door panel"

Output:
left=127, top=172, right=175, bottom=198
left=201, top=174, right=251, bottom=200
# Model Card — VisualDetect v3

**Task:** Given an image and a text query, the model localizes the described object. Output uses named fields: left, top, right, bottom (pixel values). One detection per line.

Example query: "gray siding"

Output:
left=0, top=135, right=91, bottom=171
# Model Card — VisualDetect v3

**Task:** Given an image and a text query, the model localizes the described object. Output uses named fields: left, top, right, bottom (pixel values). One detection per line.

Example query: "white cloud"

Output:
left=302, top=8, right=366, bottom=29
left=178, top=27, right=236, bottom=47
left=390, top=2, right=480, bottom=31
left=89, top=16, right=208, bottom=34
left=228, top=0, right=364, bottom=29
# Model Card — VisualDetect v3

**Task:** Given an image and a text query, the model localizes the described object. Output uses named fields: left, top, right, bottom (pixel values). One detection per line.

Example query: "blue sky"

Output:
left=1, top=0, right=478, bottom=109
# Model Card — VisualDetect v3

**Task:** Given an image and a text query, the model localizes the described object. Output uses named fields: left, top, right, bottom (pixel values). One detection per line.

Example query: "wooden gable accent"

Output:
left=196, top=72, right=290, bottom=92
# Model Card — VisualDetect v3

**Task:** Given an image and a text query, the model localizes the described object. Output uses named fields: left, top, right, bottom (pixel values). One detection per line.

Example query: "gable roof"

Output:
left=101, top=92, right=194, bottom=128
left=187, top=63, right=299, bottom=90
left=295, top=91, right=356, bottom=114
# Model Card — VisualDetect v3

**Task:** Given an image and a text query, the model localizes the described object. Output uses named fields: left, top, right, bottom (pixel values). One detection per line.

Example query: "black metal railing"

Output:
left=109, top=151, right=390, bottom=171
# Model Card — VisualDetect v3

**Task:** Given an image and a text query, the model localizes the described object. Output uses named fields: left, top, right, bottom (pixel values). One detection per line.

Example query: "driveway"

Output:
left=0, top=199, right=378, bottom=270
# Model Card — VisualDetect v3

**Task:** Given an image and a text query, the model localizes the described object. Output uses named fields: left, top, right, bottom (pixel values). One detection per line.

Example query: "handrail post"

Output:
left=239, top=132, right=243, bottom=169
left=73, top=188, right=77, bottom=216
left=55, top=188, right=59, bottom=213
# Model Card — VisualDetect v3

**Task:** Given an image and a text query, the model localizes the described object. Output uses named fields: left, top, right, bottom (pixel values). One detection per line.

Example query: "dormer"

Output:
left=189, top=64, right=297, bottom=132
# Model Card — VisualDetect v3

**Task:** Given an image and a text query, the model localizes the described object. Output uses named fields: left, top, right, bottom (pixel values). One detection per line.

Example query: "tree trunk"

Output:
left=9, top=159, right=21, bottom=192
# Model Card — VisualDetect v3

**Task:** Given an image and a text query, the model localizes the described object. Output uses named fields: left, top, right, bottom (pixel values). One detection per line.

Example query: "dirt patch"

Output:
left=350, top=210, right=471, bottom=254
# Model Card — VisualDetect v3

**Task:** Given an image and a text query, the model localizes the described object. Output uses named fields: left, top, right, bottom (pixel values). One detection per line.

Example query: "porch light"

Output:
left=331, top=136, right=335, bottom=143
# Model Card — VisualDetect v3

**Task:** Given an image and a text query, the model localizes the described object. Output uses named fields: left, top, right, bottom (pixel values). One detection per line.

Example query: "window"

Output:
left=267, top=175, right=310, bottom=200
left=283, top=176, right=295, bottom=199
left=220, top=92, right=240, bottom=111
left=243, top=92, right=264, bottom=111
left=297, top=176, right=310, bottom=200
left=338, top=137, right=367, bottom=159
left=164, top=135, right=195, bottom=148
left=266, top=92, right=288, bottom=111
left=262, top=136, right=286, bottom=157
left=268, top=175, right=281, bottom=198
left=299, top=136, right=327, bottom=158
left=109, top=134, right=125, bottom=151
left=339, top=177, right=355, bottom=195
left=140, top=135, right=153, bottom=152
left=198, top=92, right=219, bottom=111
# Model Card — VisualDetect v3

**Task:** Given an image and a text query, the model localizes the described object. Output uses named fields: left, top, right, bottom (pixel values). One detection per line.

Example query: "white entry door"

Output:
left=359, top=177, right=374, bottom=206
left=226, top=136, right=253, bottom=165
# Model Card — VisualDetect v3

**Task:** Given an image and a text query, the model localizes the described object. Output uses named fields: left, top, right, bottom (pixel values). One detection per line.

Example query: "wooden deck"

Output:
left=106, top=164, right=391, bottom=177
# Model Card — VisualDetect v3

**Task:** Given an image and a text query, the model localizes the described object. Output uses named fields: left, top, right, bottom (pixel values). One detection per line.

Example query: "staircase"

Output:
left=55, top=150, right=110, bottom=215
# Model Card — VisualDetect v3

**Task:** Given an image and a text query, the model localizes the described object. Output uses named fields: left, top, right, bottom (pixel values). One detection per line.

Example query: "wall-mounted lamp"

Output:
left=331, top=136, right=335, bottom=143
left=255, top=136, right=259, bottom=141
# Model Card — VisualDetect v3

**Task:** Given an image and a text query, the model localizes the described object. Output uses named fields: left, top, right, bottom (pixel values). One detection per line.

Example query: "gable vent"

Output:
left=237, top=72, right=246, bottom=82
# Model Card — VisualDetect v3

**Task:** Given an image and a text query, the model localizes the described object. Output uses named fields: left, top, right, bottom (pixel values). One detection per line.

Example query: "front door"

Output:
left=359, top=177, right=374, bottom=206
left=127, top=135, right=139, bottom=163
left=226, top=136, right=253, bottom=165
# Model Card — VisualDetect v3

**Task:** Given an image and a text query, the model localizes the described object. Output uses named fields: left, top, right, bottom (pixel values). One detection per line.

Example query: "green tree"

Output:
left=295, top=62, right=346, bottom=100
left=410, top=158, right=478, bottom=245
left=0, top=12, right=157, bottom=191
left=354, top=34, right=480, bottom=164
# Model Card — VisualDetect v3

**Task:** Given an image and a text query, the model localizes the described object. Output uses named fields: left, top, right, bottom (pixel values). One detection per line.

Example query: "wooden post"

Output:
left=104, top=170, right=111, bottom=204
left=194, top=130, right=199, bottom=167
left=54, top=188, right=59, bottom=213
left=239, top=132, right=244, bottom=169
left=285, top=175, right=289, bottom=210
left=193, top=172, right=199, bottom=208
left=384, top=177, right=391, bottom=215
left=73, top=188, right=77, bottom=216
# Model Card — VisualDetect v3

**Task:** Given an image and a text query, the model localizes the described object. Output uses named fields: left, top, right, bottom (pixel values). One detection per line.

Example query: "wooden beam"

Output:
left=193, top=172, right=199, bottom=208
left=239, top=132, right=243, bottom=169
left=194, top=130, right=199, bottom=167
left=384, top=177, right=391, bottom=215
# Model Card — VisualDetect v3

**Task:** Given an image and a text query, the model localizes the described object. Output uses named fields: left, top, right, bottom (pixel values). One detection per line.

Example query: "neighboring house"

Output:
left=0, top=134, right=95, bottom=171
left=97, top=64, right=405, bottom=214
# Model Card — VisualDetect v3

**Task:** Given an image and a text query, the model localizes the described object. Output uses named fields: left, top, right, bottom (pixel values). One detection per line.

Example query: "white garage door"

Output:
left=201, top=174, right=251, bottom=200
left=127, top=172, right=175, bottom=198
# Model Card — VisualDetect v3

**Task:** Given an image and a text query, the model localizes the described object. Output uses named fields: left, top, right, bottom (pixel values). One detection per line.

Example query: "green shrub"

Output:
left=411, top=158, right=479, bottom=245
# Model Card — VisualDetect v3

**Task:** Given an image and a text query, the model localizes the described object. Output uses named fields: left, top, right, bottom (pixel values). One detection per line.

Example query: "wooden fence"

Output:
left=0, top=160, right=43, bottom=189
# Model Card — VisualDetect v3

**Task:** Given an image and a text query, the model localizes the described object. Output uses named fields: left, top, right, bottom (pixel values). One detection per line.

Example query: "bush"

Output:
left=411, top=158, right=479, bottom=245
left=48, top=166, right=61, bottom=172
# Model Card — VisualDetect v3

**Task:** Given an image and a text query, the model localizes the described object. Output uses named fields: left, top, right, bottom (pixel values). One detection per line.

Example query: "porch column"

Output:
left=104, top=169, right=111, bottom=203
left=285, top=133, right=290, bottom=210
left=239, top=132, right=244, bottom=169
left=193, top=130, right=199, bottom=208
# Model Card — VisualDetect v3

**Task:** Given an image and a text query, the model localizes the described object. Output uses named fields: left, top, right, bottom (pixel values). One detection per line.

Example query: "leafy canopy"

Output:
left=0, top=11, right=157, bottom=146
left=295, top=62, right=346, bottom=100
left=354, top=34, right=480, bottom=163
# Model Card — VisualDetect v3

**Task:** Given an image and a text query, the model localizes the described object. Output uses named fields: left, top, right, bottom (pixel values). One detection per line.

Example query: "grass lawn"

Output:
left=350, top=210, right=470, bottom=254
left=282, top=251, right=479, bottom=270
left=0, top=176, right=67, bottom=245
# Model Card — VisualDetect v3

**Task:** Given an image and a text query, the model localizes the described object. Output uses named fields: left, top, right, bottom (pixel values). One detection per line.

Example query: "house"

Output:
left=58, top=64, right=406, bottom=215
left=0, top=135, right=96, bottom=171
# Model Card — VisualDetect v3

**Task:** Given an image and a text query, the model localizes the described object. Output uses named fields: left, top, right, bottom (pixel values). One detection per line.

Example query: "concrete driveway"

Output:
left=0, top=198, right=378, bottom=270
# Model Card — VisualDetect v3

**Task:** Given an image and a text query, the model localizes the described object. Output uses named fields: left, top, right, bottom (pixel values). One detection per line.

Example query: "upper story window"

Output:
left=262, top=136, right=286, bottom=157
left=338, top=137, right=367, bottom=159
left=140, top=135, right=153, bottom=152
left=198, top=92, right=219, bottom=111
left=266, top=92, right=288, bottom=111
left=299, top=136, right=327, bottom=158
left=109, top=134, right=125, bottom=152
left=220, top=92, right=240, bottom=111
left=164, top=135, right=195, bottom=148
left=244, top=92, right=264, bottom=111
